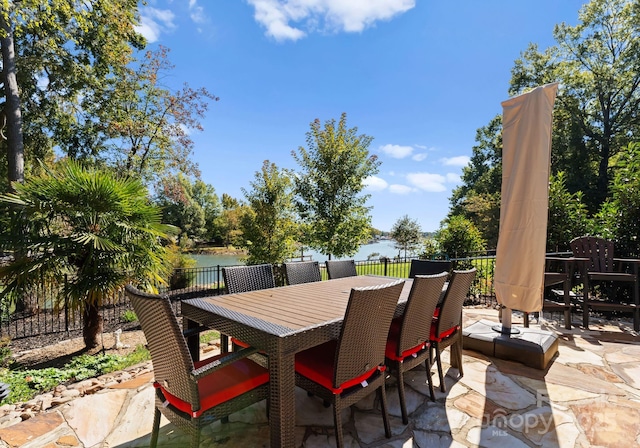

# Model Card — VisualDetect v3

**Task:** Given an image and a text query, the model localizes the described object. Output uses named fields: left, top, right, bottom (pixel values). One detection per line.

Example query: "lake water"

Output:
left=189, top=239, right=405, bottom=267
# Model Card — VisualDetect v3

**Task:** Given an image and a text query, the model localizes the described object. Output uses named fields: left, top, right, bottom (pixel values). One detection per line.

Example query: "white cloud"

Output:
left=189, top=0, right=207, bottom=24
left=379, top=144, right=414, bottom=159
left=441, top=155, right=470, bottom=167
left=446, top=173, right=461, bottom=183
left=363, top=175, right=388, bottom=191
left=389, top=184, right=414, bottom=194
left=412, top=153, right=427, bottom=161
left=135, top=8, right=176, bottom=43
left=406, top=172, right=447, bottom=192
left=247, top=0, right=415, bottom=42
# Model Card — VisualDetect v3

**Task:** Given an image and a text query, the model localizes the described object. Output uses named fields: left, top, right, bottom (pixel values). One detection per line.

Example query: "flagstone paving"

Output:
left=1, top=307, right=639, bottom=447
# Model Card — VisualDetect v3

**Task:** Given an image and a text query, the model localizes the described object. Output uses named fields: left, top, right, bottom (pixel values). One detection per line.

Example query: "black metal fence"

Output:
left=0, top=254, right=501, bottom=341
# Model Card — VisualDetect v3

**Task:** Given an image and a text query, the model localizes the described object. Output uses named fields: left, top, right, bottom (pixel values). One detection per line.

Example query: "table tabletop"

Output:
left=181, top=275, right=412, bottom=448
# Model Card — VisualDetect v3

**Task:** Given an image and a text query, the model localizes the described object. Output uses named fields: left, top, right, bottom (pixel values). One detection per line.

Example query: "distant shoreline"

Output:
left=188, top=247, right=247, bottom=256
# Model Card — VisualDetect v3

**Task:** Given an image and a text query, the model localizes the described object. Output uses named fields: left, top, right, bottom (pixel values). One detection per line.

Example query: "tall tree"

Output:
left=240, top=161, right=298, bottom=265
left=0, top=7, right=22, bottom=189
left=449, top=116, right=502, bottom=247
left=155, top=174, right=207, bottom=247
left=511, top=0, right=640, bottom=210
left=292, top=113, right=380, bottom=259
left=390, top=215, right=422, bottom=259
left=215, top=194, right=248, bottom=248
left=0, top=0, right=145, bottom=189
left=0, top=161, right=173, bottom=349
left=103, top=46, right=218, bottom=185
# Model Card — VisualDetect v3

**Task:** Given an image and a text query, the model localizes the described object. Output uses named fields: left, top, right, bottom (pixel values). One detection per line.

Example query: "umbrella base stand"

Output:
left=463, top=319, right=558, bottom=370
left=492, top=308, right=521, bottom=334
left=491, top=324, right=521, bottom=335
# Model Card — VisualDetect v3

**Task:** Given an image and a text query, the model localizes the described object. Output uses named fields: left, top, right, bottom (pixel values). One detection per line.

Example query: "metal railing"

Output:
left=0, top=253, right=504, bottom=340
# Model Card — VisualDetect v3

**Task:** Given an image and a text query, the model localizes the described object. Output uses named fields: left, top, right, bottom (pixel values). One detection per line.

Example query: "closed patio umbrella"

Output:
left=494, top=83, right=559, bottom=332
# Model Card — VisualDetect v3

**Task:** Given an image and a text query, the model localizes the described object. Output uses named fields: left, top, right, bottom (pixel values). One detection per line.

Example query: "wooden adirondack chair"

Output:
left=570, top=236, right=640, bottom=331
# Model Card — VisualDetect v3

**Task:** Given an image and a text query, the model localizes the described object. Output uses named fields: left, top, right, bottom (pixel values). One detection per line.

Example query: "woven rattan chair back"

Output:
left=570, top=236, right=616, bottom=273
left=222, top=263, right=275, bottom=294
left=333, top=279, right=405, bottom=388
left=326, top=259, right=357, bottom=279
left=434, top=268, right=476, bottom=338
left=408, top=259, right=452, bottom=278
left=124, top=285, right=198, bottom=408
left=397, top=273, right=448, bottom=357
left=284, top=261, right=322, bottom=285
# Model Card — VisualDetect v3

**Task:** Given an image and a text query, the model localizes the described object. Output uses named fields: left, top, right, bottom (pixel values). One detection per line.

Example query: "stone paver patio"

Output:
left=1, top=307, right=639, bottom=447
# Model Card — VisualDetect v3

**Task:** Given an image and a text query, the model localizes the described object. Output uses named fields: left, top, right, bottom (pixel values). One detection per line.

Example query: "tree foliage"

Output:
left=292, top=113, right=380, bottom=259
left=595, top=142, right=640, bottom=257
left=0, top=0, right=145, bottom=189
left=546, top=172, right=589, bottom=251
left=435, top=215, right=485, bottom=262
left=390, top=215, right=422, bottom=258
left=102, top=46, right=218, bottom=184
left=240, top=161, right=298, bottom=265
left=0, top=160, right=172, bottom=348
left=510, top=0, right=640, bottom=210
left=215, top=193, right=248, bottom=248
left=449, top=116, right=502, bottom=247
left=155, top=174, right=221, bottom=247
left=451, top=0, right=640, bottom=248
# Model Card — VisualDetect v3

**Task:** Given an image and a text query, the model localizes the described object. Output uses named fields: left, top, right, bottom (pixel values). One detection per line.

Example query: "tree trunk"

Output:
left=0, top=11, right=24, bottom=191
left=82, top=302, right=103, bottom=349
left=596, top=141, right=610, bottom=208
left=1, top=10, right=27, bottom=311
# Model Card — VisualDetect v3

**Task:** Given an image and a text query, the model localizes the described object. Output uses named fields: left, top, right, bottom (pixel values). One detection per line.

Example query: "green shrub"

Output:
left=121, top=310, right=138, bottom=323
left=0, top=344, right=150, bottom=405
left=0, top=337, right=13, bottom=369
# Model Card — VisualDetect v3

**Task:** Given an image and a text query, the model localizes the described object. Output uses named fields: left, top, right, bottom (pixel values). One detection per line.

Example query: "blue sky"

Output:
left=135, top=0, right=588, bottom=232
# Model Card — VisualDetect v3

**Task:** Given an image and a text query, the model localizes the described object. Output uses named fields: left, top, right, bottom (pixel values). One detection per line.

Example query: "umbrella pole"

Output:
left=492, top=307, right=520, bottom=335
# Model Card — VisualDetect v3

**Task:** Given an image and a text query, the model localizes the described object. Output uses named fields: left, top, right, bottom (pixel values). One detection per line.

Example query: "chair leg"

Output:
left=455, top=332, right=464, bottom=378
left=379, top=383, right=391, bottom=438
left=150, top=407, right=161, bottom=448
left=333, top=402, right=344, bottom=448
left=425, top=359, right=435, bottom=401
left=220, top=334, right=229, bottom=354
left=190, top=428, right=200, bottom=448
left=583, top=278, right=591, bottom=329
left=435, top=346, right=446, bottom=393
left=396, top=367, right=408, bottom=424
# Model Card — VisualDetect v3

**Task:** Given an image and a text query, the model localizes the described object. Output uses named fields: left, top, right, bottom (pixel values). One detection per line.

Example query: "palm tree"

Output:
left=0, top=160, right=173, bottom=349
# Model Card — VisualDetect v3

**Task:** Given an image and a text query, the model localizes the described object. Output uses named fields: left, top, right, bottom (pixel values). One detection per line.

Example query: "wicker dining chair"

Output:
left=124, top=285, right=269, bottom=448
left=429, top=268, right=476, bottom=393
left=221, top=264, right=276, bottom=352
left=294, top=279, right=405, bottom=448
left=325, top=259, right=357, bottom=279
left=408, top=259, right=452, bottom=278
left=385, top=272, right=447, bottom=423
left=222, top=263, right=276, bottom=294
left=283, top=260, right=322, bottom=285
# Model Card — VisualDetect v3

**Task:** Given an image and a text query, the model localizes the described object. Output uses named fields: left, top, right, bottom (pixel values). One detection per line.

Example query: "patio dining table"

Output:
left=181, top=275, right=413, bottom=448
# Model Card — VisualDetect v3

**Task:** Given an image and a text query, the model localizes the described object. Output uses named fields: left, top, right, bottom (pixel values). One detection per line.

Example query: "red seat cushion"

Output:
left=430, top=316, right=458, bottom=342
left=231, top=337, right=250, bottom=348
left=295, top=340, right=384, bottom=394
left=385, top=317, right=428, bottom=362
left=154, top=353, right=268, bottom=418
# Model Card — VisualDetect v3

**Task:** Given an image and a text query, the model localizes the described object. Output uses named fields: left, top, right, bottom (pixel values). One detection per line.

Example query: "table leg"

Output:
left=184, top=317, right=200, bottom=362
left=269, top=352, right=296, bottom=448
